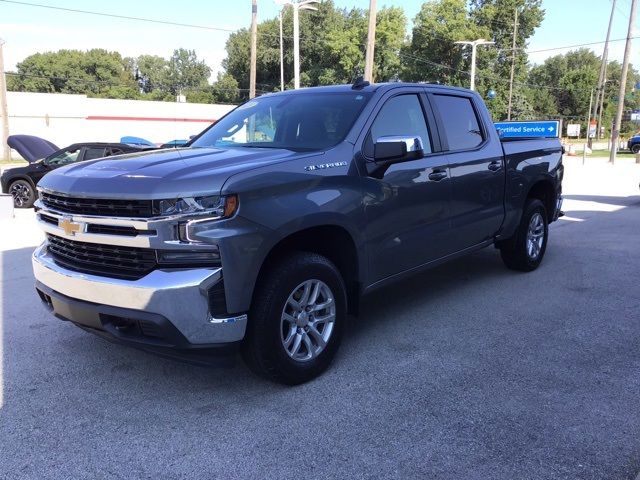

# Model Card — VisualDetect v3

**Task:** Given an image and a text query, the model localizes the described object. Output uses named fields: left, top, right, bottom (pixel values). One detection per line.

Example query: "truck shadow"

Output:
left=562, top=194, right=640, bottom=206
left=1, top=194, right=637, bottom=402
left=352, top=247, right=504, bottom=339
left=0, top=247, right=261, bottom=402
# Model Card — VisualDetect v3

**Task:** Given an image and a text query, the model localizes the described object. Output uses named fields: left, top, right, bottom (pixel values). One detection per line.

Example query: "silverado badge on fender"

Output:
left=305, top=161, right=348, bottom=171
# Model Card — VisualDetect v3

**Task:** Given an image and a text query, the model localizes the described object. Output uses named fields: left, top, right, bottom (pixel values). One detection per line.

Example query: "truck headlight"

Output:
left=155, top=194, right=239, bottom=243
left=154, top=195, right=238, bottom=218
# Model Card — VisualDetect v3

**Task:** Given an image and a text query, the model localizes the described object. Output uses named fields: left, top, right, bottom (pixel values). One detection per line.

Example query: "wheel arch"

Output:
left=525, top=178, right=557, bottom=223
left=254, top=224, right=362, bottom=315
left=7, top=174, right=37, bottom=189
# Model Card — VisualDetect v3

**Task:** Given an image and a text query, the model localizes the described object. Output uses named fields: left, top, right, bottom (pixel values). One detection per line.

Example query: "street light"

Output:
left=454, top=38, right=494, bottom=91
left=277, top=0, right=318, bottom=89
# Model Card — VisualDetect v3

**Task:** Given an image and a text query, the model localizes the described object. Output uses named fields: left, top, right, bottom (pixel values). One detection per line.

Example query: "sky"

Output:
left=0, top=0, right=638, bottom=79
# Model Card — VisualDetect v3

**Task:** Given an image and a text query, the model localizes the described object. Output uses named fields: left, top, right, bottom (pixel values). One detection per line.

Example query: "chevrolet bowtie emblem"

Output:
left=59, top=217, right=81, bottom=236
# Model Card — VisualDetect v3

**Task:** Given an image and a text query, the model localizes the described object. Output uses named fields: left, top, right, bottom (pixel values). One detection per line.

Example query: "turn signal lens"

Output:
left=223, top=194, right=239, bottom=218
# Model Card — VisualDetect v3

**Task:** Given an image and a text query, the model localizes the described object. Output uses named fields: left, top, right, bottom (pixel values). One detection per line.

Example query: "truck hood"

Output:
left=38, top=146, right=317, bottom=199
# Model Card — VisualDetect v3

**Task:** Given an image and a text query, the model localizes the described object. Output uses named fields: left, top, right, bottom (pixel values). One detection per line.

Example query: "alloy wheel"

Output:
left=526, top=212, right=545, bottom=260
left=280, top=279, right=336, bottom=362
left=10, top=182, right=32, bottom=208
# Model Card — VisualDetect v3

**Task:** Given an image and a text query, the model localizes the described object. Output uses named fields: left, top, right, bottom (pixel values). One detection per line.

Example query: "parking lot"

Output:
left=0, top=157, right=639, bottom=480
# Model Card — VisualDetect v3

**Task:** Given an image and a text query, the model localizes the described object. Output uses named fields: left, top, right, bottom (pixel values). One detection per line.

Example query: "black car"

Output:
left=1, top=135, right=153, bottom=208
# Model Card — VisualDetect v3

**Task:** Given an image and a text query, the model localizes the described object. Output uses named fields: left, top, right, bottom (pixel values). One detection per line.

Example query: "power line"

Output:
left=3, top=0, right=636, bottom=61
left=398, top=50, right=605, bottom=96
left=0, top=0, right=286, bottom=40
left=524, top=35, right=640, bottom=55
left=0, top=0, right=237, bottom=33
left=2, top=0, right=633, bottom=100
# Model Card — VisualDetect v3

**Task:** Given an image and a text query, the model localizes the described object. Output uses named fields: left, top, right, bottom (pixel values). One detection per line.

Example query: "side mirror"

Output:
left=368, top=135, right=424, bottom=178
left=374, top=136, right=424, bottom=162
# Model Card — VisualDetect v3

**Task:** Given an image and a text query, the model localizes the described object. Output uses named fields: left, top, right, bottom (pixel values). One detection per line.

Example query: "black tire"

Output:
left=9, top=179, right=36, bottom=208
left=241, top=251, right=347, bottom=385
left=631, top=144, right=640, bottom=154
left=499, top=199, right=548, bottom=272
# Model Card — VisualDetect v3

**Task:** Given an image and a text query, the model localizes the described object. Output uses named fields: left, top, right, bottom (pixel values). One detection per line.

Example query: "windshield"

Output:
left=191, top=92, right=371, bottom=152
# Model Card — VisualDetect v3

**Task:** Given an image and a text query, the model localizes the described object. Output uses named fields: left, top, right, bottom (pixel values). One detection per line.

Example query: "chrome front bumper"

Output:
left=32, top=243, right=247, bottom=345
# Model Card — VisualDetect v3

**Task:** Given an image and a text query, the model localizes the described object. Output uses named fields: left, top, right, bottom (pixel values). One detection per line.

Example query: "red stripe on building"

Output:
left=86, top=115, right=216, bottom=123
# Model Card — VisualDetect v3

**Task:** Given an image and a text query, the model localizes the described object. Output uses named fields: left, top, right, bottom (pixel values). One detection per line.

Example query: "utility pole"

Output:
left=609, top=0, right=637, bottom=165
left=591, top=0, right=616, bottom=146
left=288, top=0, right=318, bottom=89
left=454, top=39, right=494, bottom=91
left=597, top=78, right=608, bottom=141
left=0, top=39, right=9, bottom=162
left=249, top=0, right=258, bottom=99
left=507, top=7, right=519, bottom=121
left=278, top=8, right=284, bottom=91
left=583, top=88, right=593, bottom=165
left=364, top=0, right=377, bottom=83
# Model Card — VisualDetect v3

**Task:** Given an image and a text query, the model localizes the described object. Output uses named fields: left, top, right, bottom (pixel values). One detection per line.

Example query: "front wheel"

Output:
left=9, top=179, right=36, bottom=208
left=631, top=144, right=640, bottom=154
left=499, top=199, right=548, bottom=272
left=242, top=252, right=346, bottom=385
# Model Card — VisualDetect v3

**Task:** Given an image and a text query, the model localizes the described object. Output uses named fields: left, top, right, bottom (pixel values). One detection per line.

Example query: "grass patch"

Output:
left=589, top=150, right=637, bottom=158
left=0, top=158, right=26, bottom=165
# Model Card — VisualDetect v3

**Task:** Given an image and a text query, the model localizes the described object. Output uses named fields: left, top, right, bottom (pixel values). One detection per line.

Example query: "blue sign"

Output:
left=494, top=120, right=560, bottom=138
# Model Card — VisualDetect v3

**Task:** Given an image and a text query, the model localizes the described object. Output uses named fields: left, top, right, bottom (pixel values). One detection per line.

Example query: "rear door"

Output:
left=360, top=89, right=454, bottom=282
left=429, top=92, right=504, bottom=251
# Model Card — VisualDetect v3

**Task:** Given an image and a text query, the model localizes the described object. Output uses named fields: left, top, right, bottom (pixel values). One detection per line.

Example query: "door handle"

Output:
left=428, top=169, right=448, bottom=182
left=488, top=160, right=502, bottom=171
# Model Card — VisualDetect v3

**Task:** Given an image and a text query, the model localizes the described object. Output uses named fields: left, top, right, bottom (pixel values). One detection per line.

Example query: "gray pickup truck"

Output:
left=32, top=81, right=563, bottom=384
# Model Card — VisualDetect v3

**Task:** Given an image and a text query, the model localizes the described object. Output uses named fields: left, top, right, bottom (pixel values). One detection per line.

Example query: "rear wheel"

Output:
left=631, top=144, right=640, bottom=154
left=242, top=252, right=346, bottom=385
left=499, top=199, right=548, bottom=272
left=9, top=179, right=36, bottom=208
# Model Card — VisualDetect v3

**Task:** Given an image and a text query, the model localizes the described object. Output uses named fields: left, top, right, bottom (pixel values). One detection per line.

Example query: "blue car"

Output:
left=629, top=134, right=640, bottom=154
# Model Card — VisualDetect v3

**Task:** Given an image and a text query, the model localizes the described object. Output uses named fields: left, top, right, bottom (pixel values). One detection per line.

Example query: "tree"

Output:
left=135, top=54, right=169, bottom=94
left=7, top=49, right=139, bottom=98
left=372, top=7, right=407, bottom=82
left=222, top=0, right=407, bottom=95
left=166, top=48, right=211, bottom=96
left=471, top=0, right=545, bottom=120
left=528, top=49, right=601, bottom=129
left=211, top=72, right=240, bottom=104
left=402, top=0, right=488, bottom=85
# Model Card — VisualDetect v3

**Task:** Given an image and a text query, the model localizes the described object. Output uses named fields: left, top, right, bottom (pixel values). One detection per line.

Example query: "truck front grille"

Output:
left=46, top=234, right=157, bottom=280
left=40, top=192, right=154, bottom=218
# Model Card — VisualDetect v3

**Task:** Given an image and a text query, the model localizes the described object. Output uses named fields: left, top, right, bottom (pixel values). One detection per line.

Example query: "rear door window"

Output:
left=106, top=148, right=124, bottom=156
left=83, top=147, right=108, bottom=161
left=432, top=95, right=484, bottom=151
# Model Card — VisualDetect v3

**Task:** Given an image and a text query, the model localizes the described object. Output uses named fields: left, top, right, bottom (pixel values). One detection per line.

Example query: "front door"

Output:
left=361, top=92, right=453, bottom=283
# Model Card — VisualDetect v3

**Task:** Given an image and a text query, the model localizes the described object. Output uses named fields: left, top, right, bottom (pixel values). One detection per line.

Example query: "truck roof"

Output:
left=260, top=82, right=475, bottom=97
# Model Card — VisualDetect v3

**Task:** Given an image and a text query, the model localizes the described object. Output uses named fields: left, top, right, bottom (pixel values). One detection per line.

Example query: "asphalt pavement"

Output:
left=0, top=157, right=639, bottom=480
